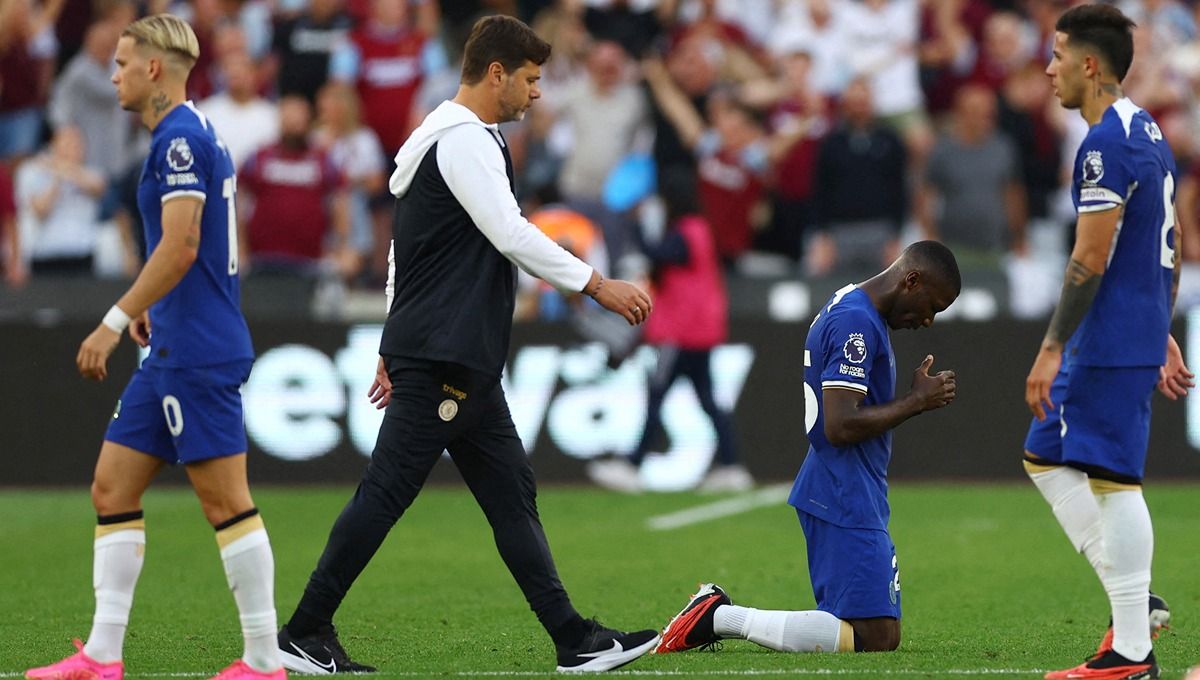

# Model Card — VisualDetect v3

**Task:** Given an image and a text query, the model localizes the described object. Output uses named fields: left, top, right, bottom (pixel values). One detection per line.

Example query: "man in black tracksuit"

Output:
left=276, top=15, right=659, bottom=674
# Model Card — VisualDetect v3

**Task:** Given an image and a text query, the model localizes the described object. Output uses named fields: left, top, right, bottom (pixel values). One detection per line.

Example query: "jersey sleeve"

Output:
left=1074, top=130, right=1133, bottom=214
left=153, top=130, right=213, bottom=204
left=818, top=308, right=877, bottom=395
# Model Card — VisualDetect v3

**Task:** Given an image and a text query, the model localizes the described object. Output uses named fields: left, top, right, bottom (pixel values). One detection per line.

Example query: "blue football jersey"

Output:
left=789, top=285, right=895, bottom=531
left=137, top=102, right=253, bottom=367
left=1070, top=98, right=1176, bottom=367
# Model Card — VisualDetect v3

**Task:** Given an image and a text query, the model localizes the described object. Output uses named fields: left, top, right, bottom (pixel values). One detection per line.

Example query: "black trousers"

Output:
left=292, top=356, right=578, bottom=634
left=629, top=346, right=740, bottom=467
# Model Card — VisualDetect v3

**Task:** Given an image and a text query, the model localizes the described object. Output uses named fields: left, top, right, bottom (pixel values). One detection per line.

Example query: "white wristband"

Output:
left=101, top=305, right=132, bottom=333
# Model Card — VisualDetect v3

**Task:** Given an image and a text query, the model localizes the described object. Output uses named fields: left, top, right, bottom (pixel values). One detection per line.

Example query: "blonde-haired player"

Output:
left=25, top=15, right=285, bottom=680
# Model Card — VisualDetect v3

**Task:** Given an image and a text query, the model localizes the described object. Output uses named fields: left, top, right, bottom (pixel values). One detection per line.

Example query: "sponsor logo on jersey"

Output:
left=839, top=363, right=866, bottom=379
left=167, top=137, right=195, bottom=172
left=1080, top=186, right=1122, bottom=205
left=843, top=332, right=867, bottom=364
left=166, top=173, right=199, bottom=186
left=442, top=384, right=467, bottom=400
left=1082, top=150, right=1104, bottom=185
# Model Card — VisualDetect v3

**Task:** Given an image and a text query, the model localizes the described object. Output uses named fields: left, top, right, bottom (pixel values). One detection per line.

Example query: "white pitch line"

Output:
left=0, top=671, right=1058, bottom=678
left=645, top=484, right=792, bottom=531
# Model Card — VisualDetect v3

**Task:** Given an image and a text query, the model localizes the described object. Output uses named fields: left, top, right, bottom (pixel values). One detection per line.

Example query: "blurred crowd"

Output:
left=4, top=0, right=1200, bottom=319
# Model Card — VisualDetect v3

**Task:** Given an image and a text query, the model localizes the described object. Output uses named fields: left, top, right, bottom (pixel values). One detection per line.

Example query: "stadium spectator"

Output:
left=643, top=56, right=768, bottom=264
left=768, top=0, right=850, bottom=98
left=529, top=1, right=591, bottom=100
left=313, top=81, right=385, bottom=276
left=675, top=0, right=779, bottom=49
left=741, top=46, right=831, bottom=261
left=581, top=0, right=666, bottom=59
left=918, top=84, right=1027, bottom=267
left=587, top=170, right=750, bottom=493
left=555, top=40, right=650, bottom=204
left=1119, top=0, right=1196, bottom=49
left=998, top=62, right=1062, bottom=233
left=199, top=50, right=279, bottom=169
left=0, top=0, right=62, bottom=162
left=330, top=0, right=443, bottom=156
left=237, top=95, right=354, bottom=279
left=968, top=11, right=1036, bottom=92
left=271, top=0, right=353, bottom=102
left=519, top=186, right=609, bottom=320
left=0, top=161, right=25, bottom=286
left=808, top=78, right=907, bottom=278
left=14, top=125, right=106, bottom=276
left=49, top=19, right=136, bottom=183
left=917, top=0, right=992, bottom=115
left=654, top=241, right=961, bottom=656
left=648, top=33, right=717, bottom=181
left=841, top=0, right=933, bottom=160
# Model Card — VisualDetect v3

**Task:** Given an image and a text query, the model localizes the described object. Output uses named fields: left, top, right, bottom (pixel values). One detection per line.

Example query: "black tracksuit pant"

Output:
left=289, top=356, right=579, bottom=636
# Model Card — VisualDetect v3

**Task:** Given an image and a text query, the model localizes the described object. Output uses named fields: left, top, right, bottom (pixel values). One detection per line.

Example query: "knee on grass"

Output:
left=851, top=619, right=901, bottom=652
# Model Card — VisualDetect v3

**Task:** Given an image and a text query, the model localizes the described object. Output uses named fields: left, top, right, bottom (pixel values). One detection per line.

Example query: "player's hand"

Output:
left=591, top=278, right=653, bottom=326
left=77, top=324, right=122, bottom=381
left=367, top=356, right=392, bottom=410
left=1158, top=333, right=1195, bottom=400
left=910, top=354, right=956, bottom=412
left=129, top=311, right=151, bottom=348
left=1025, top=345, right=1061, bottom=421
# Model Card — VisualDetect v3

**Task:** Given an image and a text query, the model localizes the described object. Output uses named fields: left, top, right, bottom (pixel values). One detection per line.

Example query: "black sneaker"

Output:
left=555, top=619, right=659, bottom=673
left=656, top=583, right=731, bottom=653
left=278, top=625, right=376, bottom=674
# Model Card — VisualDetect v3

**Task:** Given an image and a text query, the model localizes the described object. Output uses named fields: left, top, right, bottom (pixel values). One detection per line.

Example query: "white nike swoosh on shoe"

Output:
left=286, top=642, right=337, bottom=673
left=577, top=640, right=624, bottom=658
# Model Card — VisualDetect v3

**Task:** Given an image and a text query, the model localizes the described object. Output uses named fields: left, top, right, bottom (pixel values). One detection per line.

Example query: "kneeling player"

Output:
left=657, top=241, right=960, bottom=655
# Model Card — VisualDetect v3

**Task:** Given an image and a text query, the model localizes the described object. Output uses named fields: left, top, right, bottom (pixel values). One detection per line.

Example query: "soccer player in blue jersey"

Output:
left=1024, top=5, right=1195, bottom=680
left=657, top=241, right=959, bottom=656
left=25, top=15, right=285, bottom=680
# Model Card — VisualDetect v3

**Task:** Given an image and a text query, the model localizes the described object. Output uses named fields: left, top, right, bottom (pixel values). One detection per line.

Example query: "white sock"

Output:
left=85, top=525, right=146, bottom=663
left=218, top=517, right=281, bottom=673
left=1096, top=488, right=1153, bottom=662
left=713, top=605, right=848, bottom=653
left=1026, top=463, right=1105, bottom=575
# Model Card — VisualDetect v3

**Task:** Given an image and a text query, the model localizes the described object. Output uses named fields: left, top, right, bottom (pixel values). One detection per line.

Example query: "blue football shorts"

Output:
left=105, top=358, right=252, bottom=464
left=798, top=509, right=901, bottom=620
left=1024, top=362, right=1160, bottom=482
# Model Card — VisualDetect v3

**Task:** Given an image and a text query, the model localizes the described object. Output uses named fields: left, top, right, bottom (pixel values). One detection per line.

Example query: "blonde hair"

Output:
left=122, top=14, right=200, bottom=69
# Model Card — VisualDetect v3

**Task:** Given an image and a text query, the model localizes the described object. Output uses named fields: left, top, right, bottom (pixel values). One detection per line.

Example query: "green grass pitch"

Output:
left=2, top=483, right=1198, bottom=678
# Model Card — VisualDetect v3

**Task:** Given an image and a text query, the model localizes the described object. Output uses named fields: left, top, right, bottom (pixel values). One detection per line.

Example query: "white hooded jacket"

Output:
left=384, top=100, right=592, bottom=311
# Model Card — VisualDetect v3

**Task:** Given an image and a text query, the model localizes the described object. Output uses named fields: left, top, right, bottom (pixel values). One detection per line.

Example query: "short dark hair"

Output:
left=903, top=240, right=962, bottom=296
left=1056, top=3, right=1136, bottom=81
left=460, top=15, right=551, bottom=86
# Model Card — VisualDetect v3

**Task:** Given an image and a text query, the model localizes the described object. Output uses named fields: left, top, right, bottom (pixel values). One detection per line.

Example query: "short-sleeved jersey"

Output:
left=789, top=285, right=895, bottom=530
left=138, top=102, right=253, bottom=368
left=1070, top=98, right=1176, bottom=367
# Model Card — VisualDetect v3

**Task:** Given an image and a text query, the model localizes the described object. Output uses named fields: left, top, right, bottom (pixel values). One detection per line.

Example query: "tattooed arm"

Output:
left=113, top=196, right=203, bottom=319
left=1025, top=207, right=1121, bottom=418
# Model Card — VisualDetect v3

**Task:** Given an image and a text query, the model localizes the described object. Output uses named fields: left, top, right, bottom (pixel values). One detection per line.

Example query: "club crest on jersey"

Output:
left=167, top=137, right=195, bottom=172
left=843, top=333, right=867, bottom=364
left=438, top=399, right=459, bottom=422
left=1082, top=150, right=1104, bottom=185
